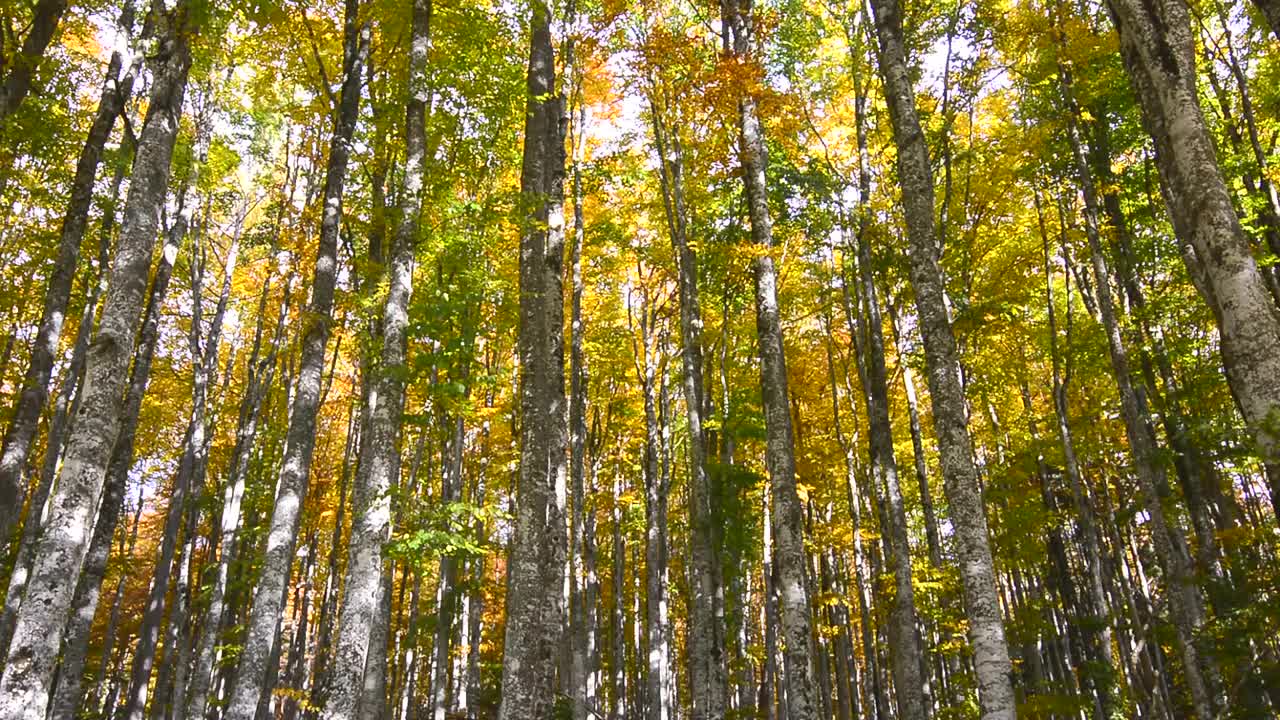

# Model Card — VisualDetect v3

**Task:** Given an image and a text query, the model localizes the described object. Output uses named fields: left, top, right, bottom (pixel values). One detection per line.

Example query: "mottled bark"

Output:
left=496, top=0, right=569, bottom=716
left=0, top=41, right=134, bottom=556
left=720, top=2, right=818, bottom=718
left=865, top=0, right=1016, bottom=715
left=0, top=6, right=191, bottom=715
left=224, top=6, right=368, bottom=718
left=322, top=2, right=423, bottom=719
left=116, top=123, right=210, bottom=720
left=184, top=255, right=291, bottom=720
left=1106, top=0, right=1280, bottom=521
left=650, top=87, right=723, bottom=720
left=1059, top=64, right=1221, bottom=718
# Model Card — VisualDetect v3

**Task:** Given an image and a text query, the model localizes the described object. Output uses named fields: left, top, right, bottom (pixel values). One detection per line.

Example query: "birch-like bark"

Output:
left=864, top=0, right=1016, bottom=715
left=116, top=119, right=210, bottom=720
left=184, top=254, right=291, bottom=720
left=1106, top=0, right=1280, bottom=516
left=224, top=7, right=368, bottom=718
left=47, top=155, right=182, bottom=720
left=720, top=2, right=818, bottom=717
left=0, top=7, right=191, bottom=715
left=1059, top=67, right=1221, bottom=717
left=496, top=0, right=569, bottom=716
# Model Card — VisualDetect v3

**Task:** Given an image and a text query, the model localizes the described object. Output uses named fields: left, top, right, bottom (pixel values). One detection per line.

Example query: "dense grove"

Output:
left=0, top=0, right=1278, bottom=718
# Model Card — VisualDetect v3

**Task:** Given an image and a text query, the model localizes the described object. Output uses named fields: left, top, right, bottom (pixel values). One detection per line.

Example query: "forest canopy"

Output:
left=0, top=0, right=1278, bottom=718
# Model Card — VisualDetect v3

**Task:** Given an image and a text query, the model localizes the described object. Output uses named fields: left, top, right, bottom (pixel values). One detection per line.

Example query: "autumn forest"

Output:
left=0, top=0, right=1278, bottom=718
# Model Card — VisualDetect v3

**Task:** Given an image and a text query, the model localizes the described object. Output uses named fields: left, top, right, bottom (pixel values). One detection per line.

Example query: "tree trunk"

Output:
left=223, top=5, right=368, bottom=719
left=0, top=8, right=191, bottom=715
left=320, top=2, right=422, bottom=720
left=1249, top=0, right=1280, bottom=41
left=864, top=0, right=1016, bottom=716
left=720, top=3, right=818, bottom=718
left=0, top=38, right=135, bottom=556
left=0, top=0, right=69, bottom=122
left=1058, top=65, right=1222, bottom=718
left=496, top=0, right=569, bottom=716
left=1032, top=187, right=1117, bottom=719
left=1106, top=0, right=1280, bottom=518
left=847, top=52, right=928, bottom=720
left=650, top=85, right=724, bottom=720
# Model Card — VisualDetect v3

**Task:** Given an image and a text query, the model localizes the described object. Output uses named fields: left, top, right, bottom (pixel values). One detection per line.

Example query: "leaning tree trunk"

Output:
left=721, top=2, right=818, bottom=718
left=496, top=0, right=569, bottom=717
left=850, top=189, right=929, bottom=720
left=0, top=38, right=135, bottom=554
left=0, top=7, right=191, bottom=716
left=116, top=122, right=209, bottom=720
left=864, top=0, right=1016, bottom=716
left=0, top=0, right=69, bottom=123
left=46, top=202, right=183, bottom=720
left=1105, top=0, right=1280, bottom=517
left=224, top=6, right=368, bottom=719
left=184, top=255, right=291, bottom=720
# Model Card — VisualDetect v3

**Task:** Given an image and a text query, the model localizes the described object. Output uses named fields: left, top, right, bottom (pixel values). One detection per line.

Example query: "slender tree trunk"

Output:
left=184, top=244, right=291, bottom=720
left=1106, top=0, right=1280, bottom=516
left=720, top=3, right=818, bottom=717
left=321, top=2, right=423, bottom=720
left=1032, top=188, right=1116, bottom=719
left=0, top=9, right=191, bottom=715
left=847, top=66, right=928, bottom=720
left=650, top=86, right=724, bottom=720
left=0, top=36, right=135, bottom=555
left=224, top=6, right=368, bottom=719
left=864, top=0, right=1016, bottom=716
left=497, top=0, right=569, bottom=716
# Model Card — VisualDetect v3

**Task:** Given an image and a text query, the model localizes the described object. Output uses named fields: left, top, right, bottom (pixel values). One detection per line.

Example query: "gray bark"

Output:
left=649, top=86, right=724, bottom=720
left=720, top=3, right=819, bottom=718
left=0, top=38, right=135, bottom=557
left=1248, top=0, right=1280, bottom=40
left=321, top=1, right=423, bottom=718
left=1106, top=0, right=1280, bottom=525
left=1032, top=187, right=1116, bottom=719
left=496, top=0, right=569, bottom=716
left=116, top=118, right=210, bottom=720
left=0, top=7, right=191, bottom=715
left=184, top=254, right=291, bottom=720
left=864, top=0, right=1016, bottom=716
left=224, top=6, right=369, bottom=719
left=46, top=150, right=179, bottom=720
left=1059, top=69, right=1222, bottom=718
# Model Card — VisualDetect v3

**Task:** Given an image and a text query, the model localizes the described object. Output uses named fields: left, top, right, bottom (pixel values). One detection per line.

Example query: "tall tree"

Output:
left=0, top=2, right=193, bottom=715
left=223, top=4, right=369, bottom=717
left=1105, top=0, right=1280, bottom=515
left=0, top=13, right=138, bottom=555
left=324, top=6, right=430, bottom=719
left=496, top=0, right=569, bottom=715
left=720, top=1, right=820, bottom=718
left=863, top=0, right=1018, bottom=716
